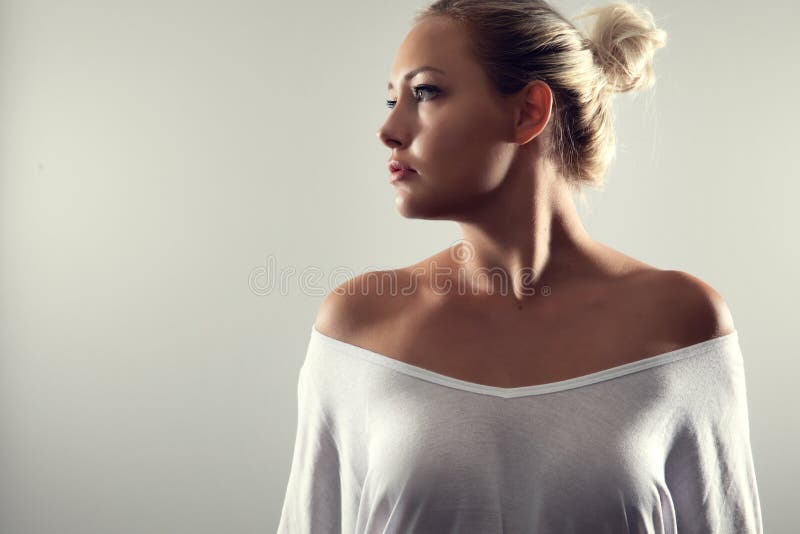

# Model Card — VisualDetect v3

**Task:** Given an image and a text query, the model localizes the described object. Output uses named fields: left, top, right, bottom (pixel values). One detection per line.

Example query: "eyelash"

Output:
left=385, top=85, right=440, bottom=109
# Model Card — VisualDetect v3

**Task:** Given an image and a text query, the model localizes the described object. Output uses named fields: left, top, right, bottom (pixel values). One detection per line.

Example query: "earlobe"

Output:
left=515, top=106, right=548, bottom=145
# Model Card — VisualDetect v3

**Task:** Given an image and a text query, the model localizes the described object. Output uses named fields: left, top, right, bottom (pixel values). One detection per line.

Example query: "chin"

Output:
left=392, top=184, right=475, bottom=220
left=394, top=200, right=425, bottom=219
left=393, top=198, right=457, bottom=221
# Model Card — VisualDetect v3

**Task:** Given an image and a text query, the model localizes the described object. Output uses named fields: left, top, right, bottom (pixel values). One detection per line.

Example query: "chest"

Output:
left=354, top=378, right=674, bottom=530
left=355, top=279, right=673, bottom=389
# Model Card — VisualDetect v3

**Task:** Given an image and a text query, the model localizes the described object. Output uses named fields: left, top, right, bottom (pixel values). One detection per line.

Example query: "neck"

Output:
left=453, top=158, right=597, bottom=303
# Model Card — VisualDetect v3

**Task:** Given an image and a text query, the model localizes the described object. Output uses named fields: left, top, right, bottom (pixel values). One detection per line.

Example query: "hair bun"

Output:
left=573, top=1, right=667, bottom=94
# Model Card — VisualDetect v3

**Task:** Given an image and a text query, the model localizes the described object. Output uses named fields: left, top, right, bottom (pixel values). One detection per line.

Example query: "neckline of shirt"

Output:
left=309, top=325, right=739, bottom=398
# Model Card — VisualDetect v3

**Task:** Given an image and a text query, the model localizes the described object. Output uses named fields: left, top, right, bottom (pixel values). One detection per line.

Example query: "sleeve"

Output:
left=664, top=340, right=763, bottom=534
left=276, top=361, right=342, bottom=533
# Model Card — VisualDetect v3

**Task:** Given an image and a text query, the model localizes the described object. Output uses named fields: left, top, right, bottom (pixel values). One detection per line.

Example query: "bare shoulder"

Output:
left=638, top=269, right=737, bottom=346
left=313, top=268, right=412, bottom=342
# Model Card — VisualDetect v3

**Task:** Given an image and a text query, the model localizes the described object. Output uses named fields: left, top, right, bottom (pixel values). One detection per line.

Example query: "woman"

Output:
left=278, top=1, right=763, bottom=532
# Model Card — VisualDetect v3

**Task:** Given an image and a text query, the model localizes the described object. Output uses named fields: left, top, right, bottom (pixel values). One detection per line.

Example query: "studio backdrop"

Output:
left=1, top=0, right=797, bottom=532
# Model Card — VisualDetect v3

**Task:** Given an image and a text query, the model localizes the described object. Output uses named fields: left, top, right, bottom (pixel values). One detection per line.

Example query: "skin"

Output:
left=377, top=15, right=639, bottom=303
left=315, top=15, right=734, bottom=387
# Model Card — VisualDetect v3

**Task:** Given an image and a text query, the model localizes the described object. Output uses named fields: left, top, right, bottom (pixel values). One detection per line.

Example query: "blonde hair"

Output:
left=412, top=0, right=667, bottom=205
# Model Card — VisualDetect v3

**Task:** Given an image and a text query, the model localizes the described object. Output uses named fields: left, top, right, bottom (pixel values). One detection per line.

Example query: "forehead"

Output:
left=387, top=16, right=475, bottom=89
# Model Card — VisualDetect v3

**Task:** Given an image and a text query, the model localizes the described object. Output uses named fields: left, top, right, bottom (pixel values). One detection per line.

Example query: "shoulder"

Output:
left=313, top=268, right=414, bottom=341
left=638, top=269, right=737, bottom=346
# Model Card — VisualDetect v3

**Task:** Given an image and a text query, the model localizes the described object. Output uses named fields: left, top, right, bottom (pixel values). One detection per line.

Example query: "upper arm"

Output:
left=661, top=272, right=761, bottom=532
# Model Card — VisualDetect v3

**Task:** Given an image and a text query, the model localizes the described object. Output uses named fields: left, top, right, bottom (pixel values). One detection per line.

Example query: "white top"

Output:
left=277, top=325, right=763, bottom=533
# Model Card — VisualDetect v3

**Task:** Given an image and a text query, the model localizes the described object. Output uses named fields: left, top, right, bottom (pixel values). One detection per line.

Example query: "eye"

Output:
left=386, top=85, right=441, bottom=109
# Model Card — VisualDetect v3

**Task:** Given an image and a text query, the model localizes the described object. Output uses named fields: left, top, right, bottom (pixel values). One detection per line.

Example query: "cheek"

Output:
left=419, top=110, right=508, bottom=192
left=424, top=109, right=484, bottom=157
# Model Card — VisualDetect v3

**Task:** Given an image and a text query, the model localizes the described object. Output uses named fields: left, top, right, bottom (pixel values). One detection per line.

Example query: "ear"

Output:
left=514, top=80, right=553, bottom=145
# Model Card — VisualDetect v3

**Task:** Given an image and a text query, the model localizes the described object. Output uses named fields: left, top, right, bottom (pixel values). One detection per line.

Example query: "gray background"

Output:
left=1, top=0, right=797, bottom=532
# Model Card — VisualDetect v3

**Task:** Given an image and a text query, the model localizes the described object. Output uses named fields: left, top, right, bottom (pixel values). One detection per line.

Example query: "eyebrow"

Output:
left=387, top=66, right=447, bottom=90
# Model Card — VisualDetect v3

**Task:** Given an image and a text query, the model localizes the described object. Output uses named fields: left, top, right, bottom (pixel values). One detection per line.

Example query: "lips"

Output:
left=387, top=160, right=417, bottom=173
left=389, top=166, right=417, bottom=183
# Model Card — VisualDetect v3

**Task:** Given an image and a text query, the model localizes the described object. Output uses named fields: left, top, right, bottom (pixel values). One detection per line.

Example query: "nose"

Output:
left=377, top=107, right=410, bottom=148
left=377, top=128, right=401, bottom=149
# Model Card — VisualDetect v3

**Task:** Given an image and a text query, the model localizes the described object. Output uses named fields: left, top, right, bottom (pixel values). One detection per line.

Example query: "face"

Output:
left=378, top=16, right=526, bottom=221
